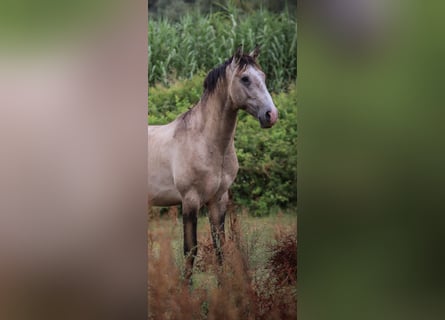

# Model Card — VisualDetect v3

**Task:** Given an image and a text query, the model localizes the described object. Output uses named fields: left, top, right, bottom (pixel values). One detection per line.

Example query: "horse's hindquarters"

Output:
left=147, top=161, right=182, bottom=207
left=148, top=124, right=183, bottom=206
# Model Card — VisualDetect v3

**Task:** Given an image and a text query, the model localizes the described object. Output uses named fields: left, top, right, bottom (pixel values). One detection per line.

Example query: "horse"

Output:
left=148, top=46, right=278, bottom=282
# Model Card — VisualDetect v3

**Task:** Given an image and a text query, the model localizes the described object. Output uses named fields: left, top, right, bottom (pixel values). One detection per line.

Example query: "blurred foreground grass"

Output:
left=148, top=210, right=297, bottom=319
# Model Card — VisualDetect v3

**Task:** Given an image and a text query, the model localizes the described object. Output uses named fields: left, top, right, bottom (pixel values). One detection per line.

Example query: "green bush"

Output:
left=148, top=9, right=297, bottom=92
left=148, top=72, right=204, bottom=124
left=148, top=76, right=297, bottom=216
left=232, top=83, right=297, bottom=215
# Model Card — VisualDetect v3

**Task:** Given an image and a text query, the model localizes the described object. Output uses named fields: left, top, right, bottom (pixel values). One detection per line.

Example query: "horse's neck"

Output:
left=198, top=91, right=238, bottom=155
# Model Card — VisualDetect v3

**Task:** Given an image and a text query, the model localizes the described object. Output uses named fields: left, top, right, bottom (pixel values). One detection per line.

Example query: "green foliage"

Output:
left=149, top=0, right=297, bottom=21
left=148, top=9, right=297, bottom=92
left=232, top=83, right=297, bottom=216
left=148, top=72, right=204, bottom=124
left=148, top=75, right=297, bottom=216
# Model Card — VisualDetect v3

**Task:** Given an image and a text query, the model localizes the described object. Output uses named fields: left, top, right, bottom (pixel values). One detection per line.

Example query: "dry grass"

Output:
left=148, top=208, right=297, bottom=320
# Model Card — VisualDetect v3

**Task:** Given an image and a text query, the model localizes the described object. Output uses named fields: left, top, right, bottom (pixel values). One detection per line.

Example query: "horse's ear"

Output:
left=249, top=45, right=260, bottom=60
left=233, top=45, right=243, bottom=64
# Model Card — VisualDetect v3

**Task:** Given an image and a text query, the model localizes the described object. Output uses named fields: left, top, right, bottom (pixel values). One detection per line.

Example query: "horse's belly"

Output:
left=149, top=190, right=182, bottom=207
left=148, top=169, right=182, bottom=207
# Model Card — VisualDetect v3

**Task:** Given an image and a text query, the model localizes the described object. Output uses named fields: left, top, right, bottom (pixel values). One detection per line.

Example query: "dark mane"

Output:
left=203, top=54, right=257, bottom=95
left=177, top=53, right=258, bottom=129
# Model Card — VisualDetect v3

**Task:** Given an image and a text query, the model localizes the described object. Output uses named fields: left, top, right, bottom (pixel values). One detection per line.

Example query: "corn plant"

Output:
left=148, top=9, right=297, bottom=92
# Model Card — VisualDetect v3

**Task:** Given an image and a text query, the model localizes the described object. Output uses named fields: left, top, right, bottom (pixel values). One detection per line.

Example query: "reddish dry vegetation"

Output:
left=268, top=229, right=297, bottom=285
left=148, top=210, right=297, bottom=320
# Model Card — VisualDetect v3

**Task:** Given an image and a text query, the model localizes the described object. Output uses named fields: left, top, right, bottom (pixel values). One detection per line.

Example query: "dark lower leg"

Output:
left=210, top=214, right=226, bottom=265
left=183, top=209, right=197, bottom=283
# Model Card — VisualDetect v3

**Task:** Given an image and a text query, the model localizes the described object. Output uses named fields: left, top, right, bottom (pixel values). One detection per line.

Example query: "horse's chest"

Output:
left=203, top=154, right=237, bottom=196
left=174, top=148, right=237, bottom=201
left=194, top=160, right=226, bottom=192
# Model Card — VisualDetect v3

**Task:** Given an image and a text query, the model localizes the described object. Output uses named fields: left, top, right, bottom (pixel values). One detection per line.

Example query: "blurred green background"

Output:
left=0, top=0, right=114, bottom=47
left=299, top=0, right=445, bottom=319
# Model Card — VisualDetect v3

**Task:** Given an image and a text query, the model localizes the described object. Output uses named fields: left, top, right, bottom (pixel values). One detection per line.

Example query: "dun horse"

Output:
left=148, top=46, right=278, bottom=282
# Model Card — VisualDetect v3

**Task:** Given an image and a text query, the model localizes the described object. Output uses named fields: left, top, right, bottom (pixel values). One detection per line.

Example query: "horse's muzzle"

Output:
left=259, top=107, right=278, bottom=128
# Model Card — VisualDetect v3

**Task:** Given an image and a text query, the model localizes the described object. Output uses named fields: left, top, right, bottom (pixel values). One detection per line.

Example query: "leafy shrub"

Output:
left=232, top=83, right=297, bottom=215
left=148, top=72, right=204, bottom=124
left=148, top=75, right=297, bottom=216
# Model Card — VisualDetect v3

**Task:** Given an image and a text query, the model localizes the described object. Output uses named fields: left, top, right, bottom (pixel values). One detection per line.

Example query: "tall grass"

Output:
left=148, top=9, right=297, bottom=92
left=148, top=211, right=297, bottom=319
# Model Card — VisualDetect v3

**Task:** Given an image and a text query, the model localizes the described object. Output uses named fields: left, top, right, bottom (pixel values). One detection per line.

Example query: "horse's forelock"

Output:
left=234, top=54, right=257, bottom=71
left=203, top=54, right=258, bottom=94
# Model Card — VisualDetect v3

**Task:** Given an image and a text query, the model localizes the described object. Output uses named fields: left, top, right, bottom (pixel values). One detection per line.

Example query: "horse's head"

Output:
left=228, top=46, right=278, bottom=128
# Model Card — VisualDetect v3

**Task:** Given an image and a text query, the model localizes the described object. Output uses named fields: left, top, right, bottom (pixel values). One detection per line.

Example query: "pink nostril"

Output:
left=261, top=107, right=278, bottom=127
left=269, top=108, right=278, bottom=124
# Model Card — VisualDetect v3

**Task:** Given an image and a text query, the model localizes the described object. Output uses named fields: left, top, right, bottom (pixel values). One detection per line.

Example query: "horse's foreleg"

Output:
left=208, top=192, right=228, bottom=265
left=182, top=193, right=199, bottom=284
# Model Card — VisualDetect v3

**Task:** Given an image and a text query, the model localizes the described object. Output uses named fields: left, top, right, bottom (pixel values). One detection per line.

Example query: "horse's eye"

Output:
left=241, top=76, right=250, bottom=84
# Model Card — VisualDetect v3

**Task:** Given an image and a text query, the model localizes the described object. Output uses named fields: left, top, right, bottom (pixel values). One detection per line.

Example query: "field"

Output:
left=148, top=208, right=297, bottom=319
